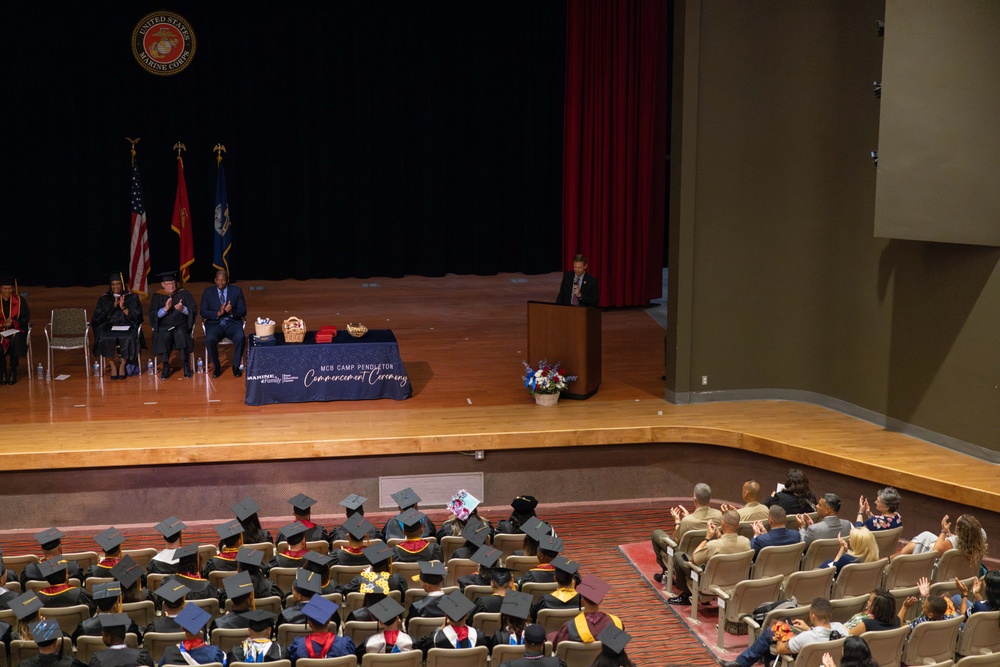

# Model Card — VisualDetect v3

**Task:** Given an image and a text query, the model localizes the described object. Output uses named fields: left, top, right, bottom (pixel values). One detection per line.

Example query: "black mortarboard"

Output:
left=368, top=597, right=406, bottom=625
left=223, top=571, right=256, bottom=600
left=215, top=519, right=244, bottom=541
left=538, top=535, right=564, bottom=555
left=110, top=554, right=143, bottom=588
left=30, top=619, right=61, bottom=645
left=521, top=519, right=552, bottom=542
left=576, top=575, right=611, bottom=605
left=154, top=578, right=191, bottom=604
left=511, top=495, right=539, bottom=513
left=244, top=609, right=277, bottom=632
left=108, top=272, right=126, bottom=284
left=302, top=551, right=333, bottom=568
left=94, top=527, right=126, bottom=552
left=98, top=613, right=132, bottom=630
left=11, top=592, right=42, bottom=620
left=438, top=590, right=476, bottom=622
left=176, top=603, right=212, bottom=635
left=500, top=591, right=532, bottom=620
left=339, top=494, right=367, bottom=511
left=174, top=544, right=199, bottom=562
left=597, top=625, right=632, bottom=655
left=38, top=559, right=67, bottom=579
left=418, top=560, right=446, bottom=577
left=302, top=595, right=338, bottom=625
left=363, top=543, right=393, bottom=566
left=35, top=528, right=64, bottom=550
left=156, top=270, right=180, bottom=282
left=470, top=545, right=502, bottom=569
left=0, top=277, right=15, bottom=287
left=490, top=567, right=513, bottom=586
left=551, top=555, right=580, bottom=575
left=280, top=522, right=308, bottom=543
left=343, top=513, right=377, bottom=540
left=288, top=493, right=317, bottom=513
left=236, top=547, right=265, bottom=569
left=461, top=521, right=490, bottom=547
left=232, top=497, right=261, bottom=522
left=397, top=508, right=425, bottom=531
left=294, top=568, right=323, bottom=595
left=93, top=581, right=123, bottom=601
left=391, top=488, right=421, bottom=510
left=154, top=516, right=187, bottom=540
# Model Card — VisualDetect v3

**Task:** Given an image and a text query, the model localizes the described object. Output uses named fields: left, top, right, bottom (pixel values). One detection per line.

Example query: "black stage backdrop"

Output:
left=5, top=2, right=566, bottom=286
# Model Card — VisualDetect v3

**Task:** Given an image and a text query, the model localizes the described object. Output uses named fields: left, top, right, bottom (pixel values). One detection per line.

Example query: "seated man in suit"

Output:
left=555, top=254, right=599, bottom=307
left=750, top=505, right=802, bottom=556
left=797, top=493, right=853, bottom=547
left=200, top=269, right=247, bottom=378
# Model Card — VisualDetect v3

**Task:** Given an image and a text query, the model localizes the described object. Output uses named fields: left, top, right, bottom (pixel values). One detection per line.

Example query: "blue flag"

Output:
left=213, top=158, right=232, bottom=274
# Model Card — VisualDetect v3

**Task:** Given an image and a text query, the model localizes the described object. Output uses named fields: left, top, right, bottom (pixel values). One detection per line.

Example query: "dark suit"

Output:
left=556, top=271, right=598, bottom=307
left=200, top=284, right=247, bottom=372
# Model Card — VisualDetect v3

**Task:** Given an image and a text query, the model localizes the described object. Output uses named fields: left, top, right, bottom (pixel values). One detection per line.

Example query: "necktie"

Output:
left=219, top=289, right=226, bottom=303
left=572, top=277, right=580, bottom=305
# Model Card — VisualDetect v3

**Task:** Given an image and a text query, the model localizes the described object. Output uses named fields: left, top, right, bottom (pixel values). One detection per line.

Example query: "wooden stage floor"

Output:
left=4, top=273, right=999, bottom=513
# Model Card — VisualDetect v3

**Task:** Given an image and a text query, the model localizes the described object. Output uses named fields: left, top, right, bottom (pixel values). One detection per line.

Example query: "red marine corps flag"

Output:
left=171, top=142, right=194, bottom=282
left=127, top=138, right=151, bottom=295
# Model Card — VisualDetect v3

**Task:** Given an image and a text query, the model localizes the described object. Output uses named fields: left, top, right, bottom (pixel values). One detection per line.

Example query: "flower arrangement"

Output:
left=522, top=359, right=576, bottom=395
left=771, top=620, right=796, bottom=643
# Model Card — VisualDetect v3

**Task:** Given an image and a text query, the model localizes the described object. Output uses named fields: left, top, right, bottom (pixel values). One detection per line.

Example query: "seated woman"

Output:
left=856, top=487, right=902, bottom=531
left=822, top=527, right=879, bottom=577
left=954, top=569, right=1000, bottom=618
left=92, top=273, right=143, bottom=380
left=899, top=514, right=988, bottom=572
left=847, top=589, right=899, bottom=636
left=763, top=468, right=817, bottom=516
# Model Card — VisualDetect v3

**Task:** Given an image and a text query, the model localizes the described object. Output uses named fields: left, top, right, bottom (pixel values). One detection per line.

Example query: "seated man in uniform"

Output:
left=147, top=516, right=186, bottom=576
left=530, top=556, right=581, bottom=622
left=391, top=508, right=443, bottom=562
left=275, top=494, right=330, bottom=544
left=549, top=574, right=623, bottom=648
left=148, top=270, right=196, bottom=379
left=331, top=494, right=383, bottom=543
left=22, top=528, right=82, bottom=584
left=650, top=482, right=723, bottom=587
left=669, top=509, right=752, bottom=606
left=287, top=596, right=354, bottom=665
left=226, top=610, right=285, bottom=664
left=91, top=613, right=155, bottom=667
left=0, top=276, right=29, bottom=386
left=384, top=488, right=435, bottom=540
left=721, top=480, right=771, bottom=523
left=404, top=560, right=448, bottom=625
left=200, top=269, right=247, bottom=378
left=158, top=603, right=227, bottom=666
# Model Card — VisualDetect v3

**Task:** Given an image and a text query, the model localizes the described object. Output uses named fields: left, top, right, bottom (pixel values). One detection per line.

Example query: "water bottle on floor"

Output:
left=147, top=359, right=154, bottom=375
left=36, top=362, right=43, bottom=380
left=196, top=358, right=204, bottom=374
left=93, top=360, right=100, bottom=375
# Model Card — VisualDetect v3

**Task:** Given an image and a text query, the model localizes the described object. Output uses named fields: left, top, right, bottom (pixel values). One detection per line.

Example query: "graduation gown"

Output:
left=390, top=540, right=443, bottom=563
left=148, top=289, right=196, bottom=355
left=174, top=574, right=223, bottom=604
left=202, top=550, right=240, bottom=579
left=85, top=559, right=121, bottom=582
left=530, top=588, right=580, bottom=622
left=18, top=654, right=73, bottom=667
left=329, top=547, right=367, bottom=567
left=37, top=584, right=94, bottom=614
left=331, top=525, right=383, bottom=543
left=287, top=632, right=355, bottom=663
left=211, top=609, right=252, bottom=632
left=158, top=642, right=227, bottom=667
left=0, top=295, right=29, bottom=357
left=518, top=565, right=556, bottom=587
left=467, top=594, right=504, bottom=625
left=405, top=593, right=447, bottom=625
left=550, top=611, right=623, bottom=648
left=271, top=550, right=308, bottom=569
left=144, top=616, right=183, bottom=635
left=431, top=625, right=486, bottom=649
left=339, top=571, right=408, bottom=597
left=384, top=516, right=436, bottom=541
left=227, top=639, right=286, bottom=664
left=89, top=647, right=155, bottom=667
left=23, top=559, right=83, bottom=584
left=275, top=522, right=329, bottom=546
left=456, top=572, right=490, bottom=592
left=92, top=292, right=144, bottom=359
left=73, top=614, right=141, bottom=643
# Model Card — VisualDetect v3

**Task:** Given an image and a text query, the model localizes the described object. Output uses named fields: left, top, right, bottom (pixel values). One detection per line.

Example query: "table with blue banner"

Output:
left=244, top=329, right=411, bottom=406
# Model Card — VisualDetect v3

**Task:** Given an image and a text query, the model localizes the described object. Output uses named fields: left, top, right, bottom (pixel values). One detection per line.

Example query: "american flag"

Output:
left=129, top=164, right=151, bottom=295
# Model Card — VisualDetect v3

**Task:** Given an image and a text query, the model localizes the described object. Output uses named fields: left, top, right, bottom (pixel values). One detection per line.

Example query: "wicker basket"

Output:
left=347, top=322, right=368, bottom=338
left=282, top=317, right=306, bottom=343
left=255, top=322, right=275, bottom=337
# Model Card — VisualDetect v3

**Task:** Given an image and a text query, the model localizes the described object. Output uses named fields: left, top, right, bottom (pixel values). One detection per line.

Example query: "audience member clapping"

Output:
left=821, top=527, right=879, bottom=577
left=763, top=468, right=817, bottom=516
left=855, top=487, right=902, bottom=531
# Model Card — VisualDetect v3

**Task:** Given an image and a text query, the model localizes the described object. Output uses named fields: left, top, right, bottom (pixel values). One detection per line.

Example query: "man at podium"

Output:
left=556, top=254, right=599, bottom=307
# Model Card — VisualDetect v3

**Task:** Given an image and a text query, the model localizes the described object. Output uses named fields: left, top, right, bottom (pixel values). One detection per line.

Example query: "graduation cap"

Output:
left=154, top=578, right=191, bottom=604
left=576, top=575, right=611, bottom=605
left=447, top=489, right=480, bottom=520
left=368, top=596, right=405, bottom=625
left=154, top=516, right=187, bottom=540
left=215, top=519, right=244, bottom=541
left=418, top=560, right=446, bottom=578
left=0, top=276, right=16, bottom=287
left=11, top=591, right=42, bottom=620
left=98, top=613, right=133, bottom=630
left=470, top=545, right=502, bottom=569
left=244, top=609, right=277, bottom=632
left=538, top=535, right=564, bottom=556
left=597, top=625, right=632, bottom=655
left=511, top=495, right=539, bottom=513
left=363, top=543, right=393, bottom=567
left=391, top=488, right=421, bottom=510
left=551, top=555, right=580, bottom=575
left=302, top=595, right=339, bottom=625
left=499, top=590, right=533, bottom=621
left=38, top=559, right=67, bottom=581
left=34, top=527, right=64, bottom=551
left=339, top=494, right=367, bottom=512
left=294, top=569, right=323, bottom=595
left=438, top=590, right=476, bottom=623
left=280, top=522, right=308, bottom=543
left=94, top=527, right=125, bottom=552
left=29, top=619, right=62, bottom=645
left=397, top=508, right=425, bottom=531
left=231, top=497, right=262, bottom=522
left=174, top=544, right=199, bottom=562
left=92, top=581, right=123, bottom=601
left=461, top=520, right=490, bottom=547
left=521, top=519, right=553, bottom=542
left=236, top=547, right=265, bottom=569
left=175, top=602, right=212, bottom=635
left=288, top=493, right=317, bottom=513
left=343, top=513, right=377, bottom=540
left=110, top=554, right=143, bottom=588
left=490, top=567, right=514, bottom=587
left=223, top=571, right=256, bottom=600
left=302, top=551, right=333, bottom=568
left=155, top=270, right=181, bottom=282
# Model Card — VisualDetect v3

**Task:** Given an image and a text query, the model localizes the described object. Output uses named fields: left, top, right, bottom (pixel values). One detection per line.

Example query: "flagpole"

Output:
left=213, top=143, right=232, bottom=277
left=171, top=142, right=195, bottom=282
left=126, top=138, right=151, bottom=297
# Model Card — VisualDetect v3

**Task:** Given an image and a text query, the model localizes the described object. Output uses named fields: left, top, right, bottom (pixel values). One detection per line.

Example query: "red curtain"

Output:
left=562, top=0, right=669, bottom=307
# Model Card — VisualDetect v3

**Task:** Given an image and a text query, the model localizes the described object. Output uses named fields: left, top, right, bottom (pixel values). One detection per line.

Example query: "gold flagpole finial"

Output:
left=126, top=137, right=141, bottom=168
left=173, top=142, right=186, bottom=165
left=213, top=143, right=227, bottom=164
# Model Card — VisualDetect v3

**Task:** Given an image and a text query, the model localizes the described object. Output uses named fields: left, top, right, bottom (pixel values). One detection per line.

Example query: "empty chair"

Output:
left=933, top=549, right=980, bottom=583
left=830, top=594, right=870, bottom=623
left=750, top=542, right=806, bottom=580
left=44, top=308, right=91, bottom=376
left=955, top=610, right=1000, bottom=658
left=800, top=538, right=842, bottom=571
left=424, top=646, right=489, bottom=667
left=872, top=526, right=904, bottom=559
left=900, top=615, right=964, bottom=666
left=860, top=626, right=913, bottom=667
left=143, top=632, right=187, bottom=662
left=687, top=550, right=755, bottom=622
left=491, top=534, right=523, bottom=557
left=556, top=640, right=604, bottom=667
left=831, top=558, right=888, bottom=599
left=780, top=637, right=844, bottom=666
left=490, top=645, right=527, bottom=665
left=390, top=562, right=420, bottom=581
left=405, top=616, right=445, bottom=642
left=536, top=608, right=579, bottom=635
left=714, top=574, right=784, bottom=650
left=882, top=551, right=938, bottom=590
left=361, top=652, right=423, bottom=667
left=954, top=656, right=999, bottom=667
left=783, top=567, right=835, bottom=603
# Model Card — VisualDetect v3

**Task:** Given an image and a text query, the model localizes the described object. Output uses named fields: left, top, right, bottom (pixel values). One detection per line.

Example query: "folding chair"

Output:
left=44, top=308, right=91, bottom=376
left=860, top=626, right=911, bottom=667
left=688, top=550, right=754, bottom=622
left=714, top=574, right=784, bottom=650
left=424, top=646, right=488, bottom=667
left=899, top=615, right=964, bottom=665
left=830, top=558, right=888, bottom=599
left=556, top=640, right=604, bottom=667
left=750, top=542, right=805, bottom=580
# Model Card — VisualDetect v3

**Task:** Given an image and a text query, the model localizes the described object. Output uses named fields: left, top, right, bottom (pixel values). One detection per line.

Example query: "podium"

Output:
left=526, top=301, right=601, bottom=399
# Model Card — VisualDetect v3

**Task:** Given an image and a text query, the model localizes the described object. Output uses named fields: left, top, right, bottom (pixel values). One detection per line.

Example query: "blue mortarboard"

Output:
left=302, top=595, right=339, bottom=625
left=175, top=603, right=212, bottom=635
